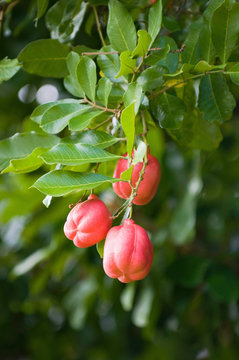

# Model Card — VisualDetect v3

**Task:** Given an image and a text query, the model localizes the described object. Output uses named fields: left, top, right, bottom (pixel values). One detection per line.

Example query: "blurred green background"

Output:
left=1, top=0, right=239, bottom=359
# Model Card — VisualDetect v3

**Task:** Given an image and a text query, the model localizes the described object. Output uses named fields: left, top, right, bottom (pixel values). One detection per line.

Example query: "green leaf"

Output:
left=41, top=103, right=91, bottom=134
left=46, top=0, right=87, bottom=43
left=66, top=52, right=84, bottom=98
left=18, top=39, right=70, bottom=78
left=37, top=0, right=49, bottom=19
left=207, top=270, right=239, bottom=302
left=132, top=30, right=152, bottom=58
left=96, top=240, right=105, bottom=258
left=151, top=93, right=185, bottom=129
left=148, top=0, right=163, bottom=46
left=144, top=44, right=170, bottom=66
left=2, top=148, right=47, bottom=174
left=168, top=256, right=210, bottom=288
left=155, top=36, right=179, bottom=73
left=107, top=0, right=136, bottom=52
left=0, top=57, right=21, bottom=83
left=63, top=130, right=120, bottom=149
left=169, top=110, right=223, bottom=151
left=97, top=45, right=122, bottom=83
left=198, top=74, right=236, bottom=123
left=132, top=141, right=147, bottom=165
left=0, top=132, right=59, bottom=171
left=121, top=102, right=135, bottom=157
left=41, top=143, right=122, bottom=166
left=33, top=170, right=121, bottom=196
left=182, top=18, right=203, bottom=65
left=30, top=99, right=80, bottom=124
left=77, top=56, right=96, bottom=101
left=227, top=63, right=239, bottom=85
left=68, top=109, right=104, bottom=131
left=193, top=61, right=225, bottom=73
left=137, top=64, right=165, bottom=91
left=120, top=166, right=133, bottom=181
left=211, top=2, right=239, bottom=63
left=97, top=78, right=112, bottom=107
left=116, top=51, right=136, bottom=78
left=123, top=82, right=142, bottom=113
left=199, top=22, right=216, bottom=63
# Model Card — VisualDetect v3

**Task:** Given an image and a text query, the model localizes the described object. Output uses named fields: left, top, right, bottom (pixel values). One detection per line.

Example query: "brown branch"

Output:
left=92, top=6, right=106, bottom=47
left=82, top=45, right=186, bottom=57
left=82, top=97, right=119, bottom=115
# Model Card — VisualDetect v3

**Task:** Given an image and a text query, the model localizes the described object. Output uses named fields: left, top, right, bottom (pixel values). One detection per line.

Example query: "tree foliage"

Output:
left=1, top=0, right=239, bottom=359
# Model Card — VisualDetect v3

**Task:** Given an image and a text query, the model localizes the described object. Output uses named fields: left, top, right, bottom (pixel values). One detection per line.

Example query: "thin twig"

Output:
left=92, top=5, right=106, bottom=47
left=83, top=97, right=119, bottom=115
left=69, top=190, right=88, bottom=208
left=149, top=69, right=225, bottom=99
left=82, top=45, right=186, bottom=57
left=90, top=115, right=113, bottom=130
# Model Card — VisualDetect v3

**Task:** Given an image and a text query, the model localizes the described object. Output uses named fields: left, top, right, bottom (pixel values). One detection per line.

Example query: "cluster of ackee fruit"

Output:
left=64, top=150, right=161, bottom=283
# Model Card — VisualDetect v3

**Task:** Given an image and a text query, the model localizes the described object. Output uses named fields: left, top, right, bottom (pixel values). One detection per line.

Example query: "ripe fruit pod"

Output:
left=103, top=219, right=153, bottom=283
left=113, top=149, right=161, bottom=205
left=64, top=194, right=112, bottom=248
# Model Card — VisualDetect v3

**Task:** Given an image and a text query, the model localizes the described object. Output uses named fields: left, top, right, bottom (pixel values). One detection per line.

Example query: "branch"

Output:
left=82, top=97, right=120, bottom=115
left=82, top=45, right=186, bottom=57
left=149, top=69, right=226, bottom=99
left=92, top=6, right=106, bottom=47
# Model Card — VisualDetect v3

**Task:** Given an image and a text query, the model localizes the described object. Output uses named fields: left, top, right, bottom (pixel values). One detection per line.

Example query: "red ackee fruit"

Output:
left=103, top=219, right=153, bottom=283
left=112, top=149, right=161, bottom=205
left=64, top=194, right=112, bottom=248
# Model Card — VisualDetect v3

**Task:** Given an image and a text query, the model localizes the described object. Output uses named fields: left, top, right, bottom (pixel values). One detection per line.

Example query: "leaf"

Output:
left=37, top=0, right=49, bottom=19
left=66, top=51, right=84, bottom=98
left=0, top=57, right=21, bottom=83
left=18, top=39, right=70, bottom=78
left=0, top=132, right=59, bottom=171
left=107, top=0, right=136, bottom=52
left=132, top=141, right=147, bottom=165
left=123, top=82, right=142, bottom=113
left=46, top=0, right=87, bottom=43
left=155, top=36, right=179, bottom=73
left=199, top=22, right=216, bottom=63
left=41, top=143, right=122, bottom=166
left=2, top=148, right=47, bottom=174
left=68, top=109, right=104, bottom=131
left=63, top=130, right=120, bottom=149
left=144, top=44, right=170, bottom=66
left=168, top=256, right=210, bottom=288
left=33, top=170, right=121, bottom=196
left=97, top=78, right=112, bottom=107
left=41, top=103, right=91, bottom=134
left=115, top=51, right=136, bottom=78
left=182, top=18, right=203, bottom=65
left=30, top=99, right=80, bottom=124
left=148, top=0, right=163, bottom=46
left=207, top=270, right=239, bottom=302
left=227, top=63, right=239, bottom=85
left=137, top=64, right=165, bottom=91
left=193, top=61, right=225, bottom=73
left=211, top=2, right=239, bottom=63
left=132, top=30, right=152, bottom=58
left=151, top=93, right=185, bottom=129
left=77, top=56, right=96, bottom=101
left=120, top=166, right=133, bottom=181
left=97, top=45, right=124, bottom=83
left=96, top=240, right=105, bottom=258
left=169, top=110, right=223, bottom=151
left=198, top=74, right=236, bottom=123
left=121, top=102, right=135, bottom=157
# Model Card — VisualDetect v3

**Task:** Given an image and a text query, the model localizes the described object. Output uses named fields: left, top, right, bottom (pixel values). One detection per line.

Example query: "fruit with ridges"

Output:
left=112, top=149, right=161, bottom=205
left=64, top=194, right=112, bottom=248
left=103, top=219, right=153, bottom=283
